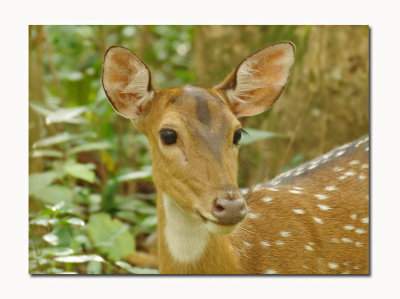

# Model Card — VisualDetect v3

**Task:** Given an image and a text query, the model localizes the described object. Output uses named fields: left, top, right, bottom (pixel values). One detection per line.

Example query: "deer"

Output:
left=101, top=41, right=369, bottom=274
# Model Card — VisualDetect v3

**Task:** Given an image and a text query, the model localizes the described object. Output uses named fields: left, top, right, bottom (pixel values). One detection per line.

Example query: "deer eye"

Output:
left=160, top=129, right=177, bottom=145
left=233, top=129, right=242, bottom=145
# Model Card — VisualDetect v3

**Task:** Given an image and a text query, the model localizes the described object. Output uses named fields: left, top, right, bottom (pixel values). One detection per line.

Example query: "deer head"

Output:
left=102, top=42, right=295, bottom=235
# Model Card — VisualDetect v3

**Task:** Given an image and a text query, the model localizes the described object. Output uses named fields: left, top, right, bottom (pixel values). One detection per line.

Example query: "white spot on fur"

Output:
left=275, top=240, right=285, bottom=246
left=365, top=146, right=369, bottom=151
left=261, top=240, right=271, bottom=247
left=280, top=231, right=292, bottom=237
left=248, top=213, right=259, bottom=219
left=341, top=238, right=353, bottom=243
left=355, top=139, right=367, bottom=147
left=293, top=209, right=305, bottom=214
left=361, top=217, right=369, bottom=224
left=305, top=244, right=314, bottom=251
left=242, top=240, right=251, bottom=247
left=253, top=184, right=263, bottom=192
left=266, top=269, right=277, bottom=274
left=289, top=189, right=303, bottom=194
left=325, top=185, right=337, bottom=191
left=328, top=262, right=339, bottom=269
left=267, top=187, right=279, bottom=192
left=338, top=175, right=347, bottom=180
left=355, top=242, right=364, bottom=247
left=283, top=171, right=292, bottom=178
left=341, top=270, right=351, bottom=274
left=343, top=225, right=355, bottom=230
left=314, top=194, right=328, bottom=200
left=270, top=179, right=281, bottom=185
left=349, top=160, right=360, bottom=165
left=317, top=204, right=332, bottom=211
left=361, top=164, right=369, bottom=169
left=262, top=196, right=274, bottom=203
left=293, top=186, right=304, bottom=190
left=344, top=171, right=356, bottom=176
left=294, top=167, right=305, bottom=176
left=359, top=174, right=367, bottom=180
left=313, top=217, right=324, bottom=224
left=333, top=166, right=344, bottom=172
left=355, top=228, right=367, bottom=234
left=351, top=213, right=358, bottom=220
left=335, top=150, right=345, bottom=157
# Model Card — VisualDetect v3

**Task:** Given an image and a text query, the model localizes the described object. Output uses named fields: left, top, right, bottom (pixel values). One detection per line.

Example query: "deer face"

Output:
left=102, top=42, right=295, bottom=234
left=143, top=85, right=244, bottom=232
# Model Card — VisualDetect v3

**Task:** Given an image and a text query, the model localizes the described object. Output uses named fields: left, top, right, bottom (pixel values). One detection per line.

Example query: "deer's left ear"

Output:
left=215, top=42, right=295, bottom=118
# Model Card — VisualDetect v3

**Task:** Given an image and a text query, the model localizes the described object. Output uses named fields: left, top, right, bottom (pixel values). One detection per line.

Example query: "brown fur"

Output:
left=231, top=136, right=369, bottom=274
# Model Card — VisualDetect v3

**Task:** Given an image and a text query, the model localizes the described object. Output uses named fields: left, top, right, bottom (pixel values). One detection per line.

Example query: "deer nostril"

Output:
left=212, top=197, right=247, bottom=225
left=214, top=201, right=225, bottom=212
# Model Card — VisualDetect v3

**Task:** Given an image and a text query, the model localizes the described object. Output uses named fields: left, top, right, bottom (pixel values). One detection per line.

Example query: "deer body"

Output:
left=102, top=42, right=369, bottom=274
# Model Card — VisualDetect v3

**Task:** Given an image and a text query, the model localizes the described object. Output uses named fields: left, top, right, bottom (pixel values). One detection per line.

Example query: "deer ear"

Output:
left=102, top=46, right=154, bottom=119
left=215, top=42, right=295, bottom=118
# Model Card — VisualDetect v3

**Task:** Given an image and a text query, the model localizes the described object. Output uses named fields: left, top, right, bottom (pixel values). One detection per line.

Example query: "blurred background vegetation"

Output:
left=29, top=25, right=369, bottom=274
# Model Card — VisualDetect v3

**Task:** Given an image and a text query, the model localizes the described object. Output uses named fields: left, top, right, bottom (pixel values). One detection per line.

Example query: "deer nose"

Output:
left=212, top=196, right=247, bottom=225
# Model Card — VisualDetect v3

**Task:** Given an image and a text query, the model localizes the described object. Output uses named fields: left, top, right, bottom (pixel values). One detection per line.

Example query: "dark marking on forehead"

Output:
left=194, top=93, right=211, bottom=125
left=172, top=85, right=233, bottom=163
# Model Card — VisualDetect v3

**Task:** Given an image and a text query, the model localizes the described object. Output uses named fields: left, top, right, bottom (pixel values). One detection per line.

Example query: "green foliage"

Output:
left=115, top=261, right=159, bottom=274
left=87, top=213, right=135, bottom=261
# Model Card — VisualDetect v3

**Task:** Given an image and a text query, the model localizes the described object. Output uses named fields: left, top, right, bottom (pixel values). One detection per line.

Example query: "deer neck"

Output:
left=157, top=192, right=242, bottom=274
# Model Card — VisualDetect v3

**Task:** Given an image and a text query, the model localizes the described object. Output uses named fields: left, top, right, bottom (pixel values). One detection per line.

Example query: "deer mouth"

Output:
left=195, top=210, right=241, bottom=234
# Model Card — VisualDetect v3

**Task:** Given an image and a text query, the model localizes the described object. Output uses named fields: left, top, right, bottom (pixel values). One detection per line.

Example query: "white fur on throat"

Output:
left=162, top=193, right=210, bottom=263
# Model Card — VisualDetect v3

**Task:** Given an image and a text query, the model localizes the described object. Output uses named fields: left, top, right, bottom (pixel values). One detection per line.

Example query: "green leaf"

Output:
left=54, top=254, right=105, bottom=263
left=33, top=132, right=95, bottom=148
left=87, top=213, right=135, bottom=261
left=64, top=160, right=96, bottom=183
left=32, top=185, right=74, bottom=205
left=37, top=247, right=74, bottom=257
left=239, top=128, right=287, bottom=146
left=68, top=141, right=113, bottom=155
left=140, top=215, right=158, bottom=228
left=87, top=261, right=103, bottom=274
left=31, top=149, right=64, bottom=158
left=29, top=171, right=59, bottom=196
left=30, top=102, right=87, bottom=124
left=66, top=217, right=85, bottom=226
left=116, top=167, right=152, bottom=182
left=115, top=261, right=158, bottom=274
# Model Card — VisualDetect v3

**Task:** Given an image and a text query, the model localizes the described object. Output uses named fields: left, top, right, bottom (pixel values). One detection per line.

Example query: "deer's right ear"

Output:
left=102, top=46, right=154, bottom=119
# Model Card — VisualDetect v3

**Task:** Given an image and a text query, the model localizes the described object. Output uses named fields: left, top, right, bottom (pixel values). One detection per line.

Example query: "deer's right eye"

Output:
left=160, top=129, right=178, bottom=145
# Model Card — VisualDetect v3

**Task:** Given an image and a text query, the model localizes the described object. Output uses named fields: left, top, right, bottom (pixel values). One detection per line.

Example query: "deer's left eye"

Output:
left=160, top=129, right=178, bottom=145
left=233, top=129, right=242, bottom=145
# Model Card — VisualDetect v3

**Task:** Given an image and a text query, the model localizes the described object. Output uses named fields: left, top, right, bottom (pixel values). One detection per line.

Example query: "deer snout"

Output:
left=212, top=195, right=247, bottom=225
